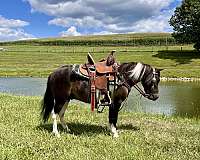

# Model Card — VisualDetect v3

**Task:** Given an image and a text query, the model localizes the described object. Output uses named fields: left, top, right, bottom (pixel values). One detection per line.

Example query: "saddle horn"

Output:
left=111, top=50, right=116, bottom=55
left=106, top=50, right=116, bottom=66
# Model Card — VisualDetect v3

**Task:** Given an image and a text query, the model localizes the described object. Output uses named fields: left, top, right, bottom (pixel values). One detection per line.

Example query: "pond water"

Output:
left=0, top=78, right=200, bottom=117
left=0, top=78, right=47, bottom=96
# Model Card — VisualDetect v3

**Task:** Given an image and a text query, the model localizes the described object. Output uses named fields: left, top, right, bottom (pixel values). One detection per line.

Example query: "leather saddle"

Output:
left=79, top=51, right=118, bottom=90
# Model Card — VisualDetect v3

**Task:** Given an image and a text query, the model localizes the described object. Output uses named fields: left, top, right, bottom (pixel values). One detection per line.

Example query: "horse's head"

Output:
left=118, top=62, right=162, bottom=101
left=141, top=67, right=162, bottom=101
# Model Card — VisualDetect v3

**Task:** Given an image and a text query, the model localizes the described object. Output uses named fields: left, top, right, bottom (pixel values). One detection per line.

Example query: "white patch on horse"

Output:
left=129, top=63, right=144, bottom=80
left=110, top=123, right=119, bottom=138
left=51, top=108, right=60, bottom=137
left=152, top=68, right=156, bottom=81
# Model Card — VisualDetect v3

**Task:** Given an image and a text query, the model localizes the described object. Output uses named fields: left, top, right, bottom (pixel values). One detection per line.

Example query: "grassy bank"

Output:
left=0, top=94, right=200, bottom=160
left=1, top=44, right=200, bottom=78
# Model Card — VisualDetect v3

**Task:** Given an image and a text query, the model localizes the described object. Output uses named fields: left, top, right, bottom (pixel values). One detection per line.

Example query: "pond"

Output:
left=0, top=77, right=200, bottom=117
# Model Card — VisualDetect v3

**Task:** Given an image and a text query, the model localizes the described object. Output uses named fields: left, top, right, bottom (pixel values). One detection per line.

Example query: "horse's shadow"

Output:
left=153, top=50, right=200, bottom=65
left=119, top=123, right=140, bottom=131
left=37, top=122, right=139, bottom=136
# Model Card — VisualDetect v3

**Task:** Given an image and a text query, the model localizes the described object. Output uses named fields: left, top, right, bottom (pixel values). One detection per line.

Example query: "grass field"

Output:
left=1, top=34, right=200, bottom=160
left=0, top=44, right=200, bottom=78
left=0, top=93, right=200, bottom=160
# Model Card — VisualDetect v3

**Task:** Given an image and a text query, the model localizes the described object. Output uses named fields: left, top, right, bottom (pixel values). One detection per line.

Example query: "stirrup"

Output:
left=99, top=91, right=111, bottom=105
left=97, top=92, right=111, bottom=113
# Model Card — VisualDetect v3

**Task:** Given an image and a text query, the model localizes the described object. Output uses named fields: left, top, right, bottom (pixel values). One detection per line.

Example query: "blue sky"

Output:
left=0, top=0, right=182, bottom=41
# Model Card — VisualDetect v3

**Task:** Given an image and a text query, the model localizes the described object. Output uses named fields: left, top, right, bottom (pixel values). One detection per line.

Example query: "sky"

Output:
left=0, top=0, right=182, bottom=41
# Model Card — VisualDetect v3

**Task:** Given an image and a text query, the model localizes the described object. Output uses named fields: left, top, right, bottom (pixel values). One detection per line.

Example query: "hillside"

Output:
left=0, top=33, right=181, bottom=46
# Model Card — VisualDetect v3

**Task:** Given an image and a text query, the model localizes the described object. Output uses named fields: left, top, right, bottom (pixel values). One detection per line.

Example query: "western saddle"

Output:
left=79, top=50, right=118, bottom=111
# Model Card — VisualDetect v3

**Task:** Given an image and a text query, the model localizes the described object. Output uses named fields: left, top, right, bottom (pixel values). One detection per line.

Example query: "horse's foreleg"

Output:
left=110, top=123, right=119, bottom=138
left=109, top=103, right=120, bottom=138
left=109, top=86, right=129, bottom=137
left=51, top=108, right=60, bottom=137
left=59, top=102, right=70, bottom=132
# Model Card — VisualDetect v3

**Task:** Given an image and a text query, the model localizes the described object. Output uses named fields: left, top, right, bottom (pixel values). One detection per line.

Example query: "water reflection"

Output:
left=126, top=82, right=200, bottom=117
left=0, top=78, right=200, bottom=117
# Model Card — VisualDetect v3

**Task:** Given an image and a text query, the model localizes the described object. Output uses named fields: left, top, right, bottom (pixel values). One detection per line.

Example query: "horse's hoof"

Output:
left=63, top=125, right=71, bottom=132
left=65, top=128, right=71, bottom=133
left=56, top=134, right=61, bottom=138
left=113, top=133, right=119, bottom=138
left=53, top=131, right=60, bottom=138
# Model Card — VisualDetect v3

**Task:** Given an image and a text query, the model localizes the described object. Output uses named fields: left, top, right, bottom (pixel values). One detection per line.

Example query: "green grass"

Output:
left=0, top=44, right=200, bottom=78
left=0, top=93, right=200, bottom=160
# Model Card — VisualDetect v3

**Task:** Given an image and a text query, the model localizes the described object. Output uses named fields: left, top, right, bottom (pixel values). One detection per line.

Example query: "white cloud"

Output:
left=0, top=28, right=35, bottom=41
left=60, top=26, right=81, bottom=37
left=92, top=31, right=116, bottom=35
left=25, top=0, right=179, bottom=35
left=0, top=15, right=35, bottom=41
left=131, top=10, right=173, bottom=33
left=0, top=15, right=29, bottom=28
left=48, top=16, right=103, bottom=28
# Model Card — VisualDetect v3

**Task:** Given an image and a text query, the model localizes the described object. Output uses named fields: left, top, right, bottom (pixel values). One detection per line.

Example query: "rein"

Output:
left=133, top=84, right=149, bottom=98
left=119, top=83, right=148, bottom=111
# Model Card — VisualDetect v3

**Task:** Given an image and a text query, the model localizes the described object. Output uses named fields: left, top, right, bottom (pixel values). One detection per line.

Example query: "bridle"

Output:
left=134, top=68, right=158, bottom=97
left=118, top=65, right=158, bottom=111
left=121, top=66, right=158, bottom=98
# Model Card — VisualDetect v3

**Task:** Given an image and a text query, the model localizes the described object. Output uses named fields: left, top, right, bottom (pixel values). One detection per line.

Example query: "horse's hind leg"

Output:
left=52, top=100, right=69, bottom=137
left=51, top=108, right=60, bottom=137
left=59, top=101, right=70, bottom=132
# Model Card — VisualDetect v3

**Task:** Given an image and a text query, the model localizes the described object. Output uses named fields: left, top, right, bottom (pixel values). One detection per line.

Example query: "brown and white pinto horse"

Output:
left=41, top=54, right=162, bottom=137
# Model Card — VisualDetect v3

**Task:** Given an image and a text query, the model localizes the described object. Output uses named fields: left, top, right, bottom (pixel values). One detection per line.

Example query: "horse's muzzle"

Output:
left=147, top=94, right=159, bottom=101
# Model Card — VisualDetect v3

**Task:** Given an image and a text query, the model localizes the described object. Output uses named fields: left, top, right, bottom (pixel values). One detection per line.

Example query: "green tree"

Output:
left=169, top=0, right=200, bottom=51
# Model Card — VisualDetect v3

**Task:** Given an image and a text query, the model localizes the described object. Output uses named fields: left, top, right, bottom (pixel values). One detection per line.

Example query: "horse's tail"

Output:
left=41, top=76, right=54, bottom=123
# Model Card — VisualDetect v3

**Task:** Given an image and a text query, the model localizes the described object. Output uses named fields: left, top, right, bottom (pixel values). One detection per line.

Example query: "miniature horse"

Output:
left=41, top=56, right=162, bottom=137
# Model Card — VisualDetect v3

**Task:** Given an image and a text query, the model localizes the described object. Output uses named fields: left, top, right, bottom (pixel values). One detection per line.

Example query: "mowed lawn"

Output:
left=0, top=93, right=200, bottom=160
left=1, top=44, right=200, bottom=78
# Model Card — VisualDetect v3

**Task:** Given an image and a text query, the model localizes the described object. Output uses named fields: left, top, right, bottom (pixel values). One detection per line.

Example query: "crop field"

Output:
left=0, top=93, right=200, bottom=160
left=0, top=44, right=200, bottom=78
left=0, top=33, right=176, bottom=46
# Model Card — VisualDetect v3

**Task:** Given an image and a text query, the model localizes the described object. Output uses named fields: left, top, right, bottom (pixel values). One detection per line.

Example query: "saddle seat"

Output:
left=95, top=61, right=114, bottom=74
left=79, top=61, right=114, bottom=76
